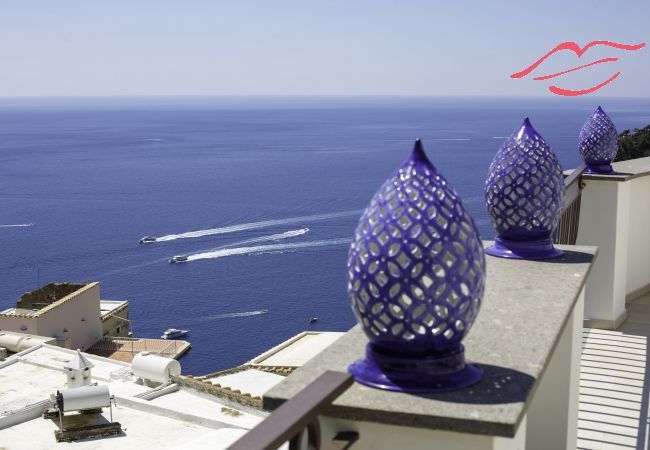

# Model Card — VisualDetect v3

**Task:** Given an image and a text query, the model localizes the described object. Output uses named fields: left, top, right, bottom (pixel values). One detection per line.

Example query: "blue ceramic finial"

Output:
left=411, top=138, right=433, bottom=166
left=485, top=118, right=565, bottom=259
left=579, top=106, right=619, bottom=174
left=347, top=140, right=486, bottom=392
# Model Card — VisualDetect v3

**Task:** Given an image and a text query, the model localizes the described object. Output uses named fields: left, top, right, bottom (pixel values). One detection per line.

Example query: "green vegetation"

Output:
left=615, top=125, right=650, bottom=162
left=17, top=282, right=85, bottom=310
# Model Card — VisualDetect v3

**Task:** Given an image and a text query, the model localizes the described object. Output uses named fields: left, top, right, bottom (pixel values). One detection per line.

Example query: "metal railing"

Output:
left=89, top=337, right=178, bottom=358
left=155, top=340, right=178, bottom=357
left=553, top=164, right=587, bottom=245
left=228, top=371, right=358, bottom=450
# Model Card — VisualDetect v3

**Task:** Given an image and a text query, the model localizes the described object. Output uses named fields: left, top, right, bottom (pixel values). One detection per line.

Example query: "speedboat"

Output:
left=170, top=255, right=188, bottom=263
left=261, top=309, right=269, bottom=314
left=140, top=236, right=156, bottom=244
left=308, top=317, right=318, bottom=323
left=161, top=328, right=189, bottom=339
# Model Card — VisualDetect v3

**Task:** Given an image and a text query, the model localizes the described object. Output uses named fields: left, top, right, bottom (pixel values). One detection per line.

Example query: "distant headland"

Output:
left=616, top=125, right=650, bottom=161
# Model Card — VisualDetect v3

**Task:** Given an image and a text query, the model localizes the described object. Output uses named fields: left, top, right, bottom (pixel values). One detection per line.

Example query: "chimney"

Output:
left=64, top=349, right=94, bottom=389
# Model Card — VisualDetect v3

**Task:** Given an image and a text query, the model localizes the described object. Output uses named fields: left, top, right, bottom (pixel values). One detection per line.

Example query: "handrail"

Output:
left=155, top=340, right=177, bottom=357
left=562, top=164, right=587, bottom=210
left=553, top=164, right=587, bottom=245
left=228, top=371, right=355, bottom=450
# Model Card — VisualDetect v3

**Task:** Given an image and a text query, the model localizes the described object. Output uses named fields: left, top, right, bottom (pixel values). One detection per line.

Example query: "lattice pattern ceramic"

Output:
left=346, top=140, right=485, bottom=392
left=579, top=106, right=619, bottom=174
left=484, top=118, right=564, bottom=259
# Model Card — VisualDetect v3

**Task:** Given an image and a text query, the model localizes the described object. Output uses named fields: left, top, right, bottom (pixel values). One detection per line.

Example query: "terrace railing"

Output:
left=88, top=337, right=179, bottom=358
left=228, top=371, right=358, bottom=450
left=553, top=164, right=587, bottom=245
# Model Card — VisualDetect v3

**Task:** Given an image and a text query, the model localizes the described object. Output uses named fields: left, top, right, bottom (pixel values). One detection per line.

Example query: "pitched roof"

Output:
left=63, top=349, right=94, bottom=370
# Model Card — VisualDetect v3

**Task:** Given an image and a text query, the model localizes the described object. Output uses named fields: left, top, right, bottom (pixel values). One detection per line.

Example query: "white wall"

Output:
left=0, top=283, right=103, bottom=351
left=0, top=315, right=38, bottom=336
left=319, top=416, right=526, bottom=450
left=576, top=157, right=650, bottom=326
left=576, top=180, right=630, bottom=327
left=35, top=283, right=103, bottom=351
left=626, top=175, right=650, bottom=296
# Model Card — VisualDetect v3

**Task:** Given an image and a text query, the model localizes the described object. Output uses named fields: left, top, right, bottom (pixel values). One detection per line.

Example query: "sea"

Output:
left=1, top=96, right=649, bottom=374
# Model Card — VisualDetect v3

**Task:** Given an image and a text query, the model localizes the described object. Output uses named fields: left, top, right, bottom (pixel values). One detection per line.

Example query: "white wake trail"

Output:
left=174, top=228, right=310, bottom=260
left=154, top=210, right=360, bottom=242
left=187, top=238, right=350, bottom=262
left=221, top=228, right=309, bottom=248
left=0, top=223, right=34, bottom=228
left=203, top=310, right=268, bottom=320
left=182, top=309, right=270, bottom=325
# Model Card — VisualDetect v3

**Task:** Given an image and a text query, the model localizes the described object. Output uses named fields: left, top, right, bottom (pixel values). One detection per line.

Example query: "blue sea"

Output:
left=1, top=96, right=648, bottom=374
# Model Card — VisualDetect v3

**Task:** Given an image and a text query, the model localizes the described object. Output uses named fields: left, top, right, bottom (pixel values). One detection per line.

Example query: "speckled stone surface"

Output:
left=264, top=243, right=597, bottom=437
left=581, top=156, right=650, bottom=182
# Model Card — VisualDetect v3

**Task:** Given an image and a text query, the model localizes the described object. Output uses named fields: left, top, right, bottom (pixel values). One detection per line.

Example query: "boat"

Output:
left=161, top=328, right=189, bottom=339
left=261, top=309, right=269, bottom=314
left=308, top=317, right=318, bottom=323
left=170, top=255, right=189, bottom=263
left=140, top=236, right=156, bottom=244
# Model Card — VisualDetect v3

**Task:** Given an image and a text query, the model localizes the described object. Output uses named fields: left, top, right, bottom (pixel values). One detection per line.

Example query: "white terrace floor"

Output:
left=578, top=293, right=650, bottom=450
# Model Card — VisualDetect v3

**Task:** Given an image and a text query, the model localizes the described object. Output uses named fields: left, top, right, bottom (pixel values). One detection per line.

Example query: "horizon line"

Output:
left=0, top=94, right=648, bottom=100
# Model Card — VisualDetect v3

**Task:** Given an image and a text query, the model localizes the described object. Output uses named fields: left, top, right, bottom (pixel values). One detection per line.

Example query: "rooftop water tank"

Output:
left=0, top=333, right=40, bottom=353
left=0, top=333, right=23, bottom=352
left=131, top=352, right=181, bottom=383
left=56, top=384, right=111, bottom=412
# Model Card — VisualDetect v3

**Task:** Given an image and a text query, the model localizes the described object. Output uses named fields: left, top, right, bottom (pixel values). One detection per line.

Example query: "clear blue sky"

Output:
left=0, top=0, right=648, bottom=97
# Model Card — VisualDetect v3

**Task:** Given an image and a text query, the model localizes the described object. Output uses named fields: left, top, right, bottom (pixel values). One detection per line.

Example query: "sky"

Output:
left=0, top=0, right=648, bottom=97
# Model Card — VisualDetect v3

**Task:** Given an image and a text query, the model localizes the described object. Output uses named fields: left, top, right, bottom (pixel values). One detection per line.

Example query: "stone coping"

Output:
left=264, top=244, right=597, bottom=438
left=579, top=156, right=650, bottom=182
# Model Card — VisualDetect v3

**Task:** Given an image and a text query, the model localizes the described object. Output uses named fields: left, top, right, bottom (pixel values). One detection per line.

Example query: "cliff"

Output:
left=615, top=125, right=650, bottom=162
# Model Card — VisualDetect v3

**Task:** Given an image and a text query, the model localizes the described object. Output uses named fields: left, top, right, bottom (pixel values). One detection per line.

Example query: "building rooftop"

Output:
left=0, top=344, right=269, bottom=449
left=0, top=330, right=344, bottom=448
left=205, top=369, right=285, bottom=398
left=87, top=337, right=191, bottom=363
left=1, top=400, right=253, bottom=450
left=249, top=331, right=345, bottom=368
left=0, top=308, right=39, bottom=316
left=99, top=300, right=129, bottom=319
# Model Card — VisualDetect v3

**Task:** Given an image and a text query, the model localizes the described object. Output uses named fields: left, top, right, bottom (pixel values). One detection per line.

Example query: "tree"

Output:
left=615, top=125, right=650, bottom=162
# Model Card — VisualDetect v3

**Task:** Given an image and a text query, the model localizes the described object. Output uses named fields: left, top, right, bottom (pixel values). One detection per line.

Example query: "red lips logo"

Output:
left=511, top=41, right=646, bottom=96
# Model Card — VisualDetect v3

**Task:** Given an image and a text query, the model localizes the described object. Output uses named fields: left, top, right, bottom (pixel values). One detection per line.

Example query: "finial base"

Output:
left=485, top=236, right=563, bottom=260
left=348, top=343, right=482, bottom=393
left=584, top=163, right=616, bottom=175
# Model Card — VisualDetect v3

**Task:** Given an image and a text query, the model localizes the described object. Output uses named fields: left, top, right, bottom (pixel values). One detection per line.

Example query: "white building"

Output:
left=0, top=283, right=103, bottom=351
left=0, top=331, right=344, bottom=449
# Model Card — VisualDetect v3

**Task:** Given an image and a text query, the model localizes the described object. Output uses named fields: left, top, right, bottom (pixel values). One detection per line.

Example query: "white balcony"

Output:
left=230, top=156, right=650, bottom=450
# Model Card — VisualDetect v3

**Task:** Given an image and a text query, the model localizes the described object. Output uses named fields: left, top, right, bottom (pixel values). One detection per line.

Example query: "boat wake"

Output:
left=152, top=210, right=360, bottom=243
left=222, top=228, right=309, bottom=249
left=201, top=310, right=269, bottom=321
left=169, top=228, right=310, bottom=263
left=93, top=257, right=170, bottom=279
left=187, top=238, right=350, bottom=262
left=0, top=223, right=34, bottom=228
